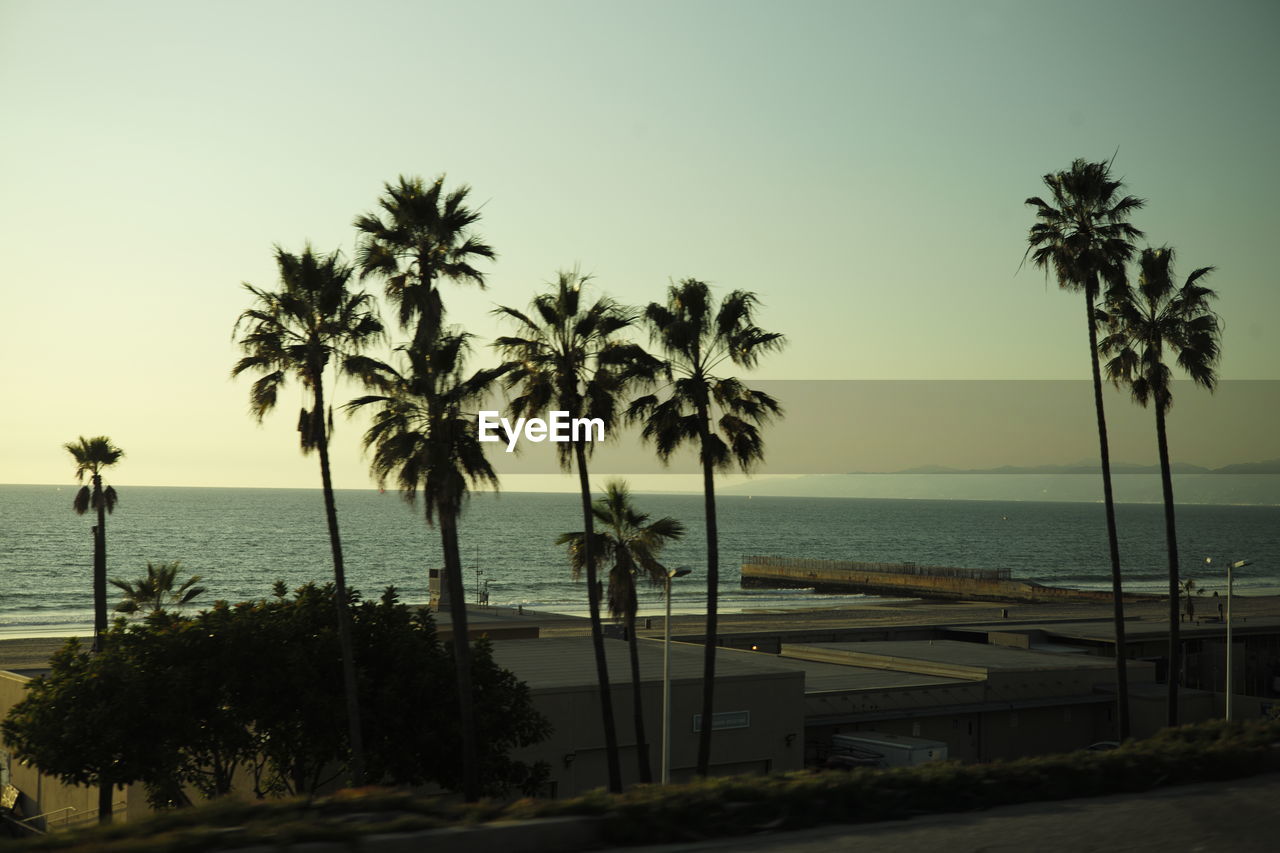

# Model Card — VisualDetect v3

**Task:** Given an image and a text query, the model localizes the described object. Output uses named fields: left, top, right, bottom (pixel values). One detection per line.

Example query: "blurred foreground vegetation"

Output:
left=10, top=717, right=1280, bottom=851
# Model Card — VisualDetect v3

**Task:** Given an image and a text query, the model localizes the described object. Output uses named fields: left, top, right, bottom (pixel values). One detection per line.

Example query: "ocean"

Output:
left=1, top=481, right=1277, bottom=635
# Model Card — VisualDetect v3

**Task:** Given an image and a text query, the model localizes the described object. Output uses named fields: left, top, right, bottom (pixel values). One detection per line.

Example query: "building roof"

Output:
left=781, top=640, right=1118, bottom=679
left=488, top=636, right=801, bottom=691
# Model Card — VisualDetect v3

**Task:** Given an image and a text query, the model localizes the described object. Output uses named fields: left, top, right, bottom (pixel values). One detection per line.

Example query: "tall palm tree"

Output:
left=232, top=245, right=383, bottom=785
left=1100, top=246, right=1220, bottom=726
left=493, top=271, right=660, bottom=792
left=348, top=331, right=501, bottom=803
left=64, top=435, right=124, bottom=822
left=629, top=279, right=783, bottom=775
left=1025, top=158, right=1144, bottom=740
left=354, top=174, right=495, bottom=349
left=558, top=479, right=685, bottom=784
left=110, top=560, right=205, bottom=615
left=65, top=436, right=124, bottom=652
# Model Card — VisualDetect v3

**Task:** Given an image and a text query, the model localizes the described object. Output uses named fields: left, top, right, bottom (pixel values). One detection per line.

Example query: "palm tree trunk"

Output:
left=97, top=782, right=113, bottom=824
left=1085, top=287, right=1131, bottom=740
left=440, top=505, right=479, bottom=802
left=93, top=474, right=107, bottom=653
left=574, top=442, right=623, bottom=793
left=696, top=415, right=718, bottom=777
left=1155, top=401, right=1181, bottom=726
left=626, top=609, right=653, bottom=783
left=313, top=377, right=367, bottom=786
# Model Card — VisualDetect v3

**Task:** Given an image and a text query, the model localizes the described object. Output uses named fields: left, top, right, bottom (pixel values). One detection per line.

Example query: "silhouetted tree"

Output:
left=1101, top=246, right=1221, bottom=726
left=232, top=246, right=383, bottom=784
left=629, top=280, right=783, bottom=775
left=65, top=435, right=124, bottom=654
left=559, top=479, right=685, bottom=783
left=348, top=332, right=503, bottom=802
left=111, top=561, right=205, bottom=616
left=1025, top=158, right=1144, bottom=739
left=494, top=271, right=659, bottom=791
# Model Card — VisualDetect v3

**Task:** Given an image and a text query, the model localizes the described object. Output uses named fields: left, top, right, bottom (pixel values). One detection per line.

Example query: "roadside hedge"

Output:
left=12, top=717, right=1280, bottom=851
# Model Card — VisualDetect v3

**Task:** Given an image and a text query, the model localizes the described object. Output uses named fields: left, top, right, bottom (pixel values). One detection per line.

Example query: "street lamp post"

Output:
left=661, top=567, right=692, bottom=785
left=1210, top=557, right=1252, bottom=721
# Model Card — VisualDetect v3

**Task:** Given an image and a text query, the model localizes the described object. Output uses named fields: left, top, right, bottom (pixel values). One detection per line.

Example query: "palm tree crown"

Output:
left=354, top=174, right=495, bottom=343
left=494, top=271, right=660, bottom=466
left=629, top=280, right=784, bottom=469
left=559, top=480, right=687, bottom=621
left=65, top=436, right=123, bottom=516
left=231, top=246, right=384, bottom=446
left=110, top=560, right=206, bottom=615
left=1025, top=158, right=1146, bottom=296
left=1100, top=247, right=1221, bottom=409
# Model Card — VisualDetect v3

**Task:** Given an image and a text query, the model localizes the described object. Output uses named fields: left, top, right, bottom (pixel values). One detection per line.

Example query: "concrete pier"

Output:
left=740, top=556, right=1157, bottom=604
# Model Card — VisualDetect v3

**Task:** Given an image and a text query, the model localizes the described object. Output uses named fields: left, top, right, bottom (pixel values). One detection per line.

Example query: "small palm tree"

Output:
left=494, top=271, right=660, bottom=792
left=354, top=174, right=495, bottom=348
left=232, top=245, right=383, bottom=785
left=1100, top=246, right=1220, bottom=726
left=629, top=279, right=783, bottom=775
left=1025, top=158, right=1145, bottom=739
left=65, top=436, right=124, bottom=652
left=1180, top=578, right=1205, bottom=622
left=111, top=561, right=205, bottom=615
left=558, top=480, right=685, bottom=783
left=349, top=331, right=501, bottom=803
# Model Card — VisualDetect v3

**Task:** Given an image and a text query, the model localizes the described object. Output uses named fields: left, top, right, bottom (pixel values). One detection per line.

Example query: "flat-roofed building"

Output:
left=488, top=637, right=806, bottom=797
left=772, top=640, right=1155, bottom=762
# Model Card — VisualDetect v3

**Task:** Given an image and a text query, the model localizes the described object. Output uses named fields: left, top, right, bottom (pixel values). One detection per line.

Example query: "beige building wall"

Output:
left=1, top=671, right=133, bottom=831
left=512, top=670, right=805, bottom=798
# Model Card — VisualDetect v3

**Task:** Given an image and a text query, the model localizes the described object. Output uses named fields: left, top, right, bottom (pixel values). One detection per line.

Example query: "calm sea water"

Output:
left=1, top=482, right=1277, bottom=634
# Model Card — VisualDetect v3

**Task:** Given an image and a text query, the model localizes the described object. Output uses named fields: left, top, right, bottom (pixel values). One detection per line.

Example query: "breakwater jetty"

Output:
left=740, top=556, right=1157, bottom=604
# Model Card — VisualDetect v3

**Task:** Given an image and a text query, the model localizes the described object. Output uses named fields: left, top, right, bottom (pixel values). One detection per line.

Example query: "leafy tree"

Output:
left=1, top=583, right=549, bottom=808
left=64, top=436, right=124, bottom=652
left=110, top=561, right=205, bottom=615
left=558, top=479, right=685, bottom=783
left=629, top=280, right=783, bottom=775
left=494, top=272, right=660, bottom=791
left=1025, top=158, right=1145, bottom=739
left=348, top=332, right=504, bottom=802
left=1100, top=246, right=1221, bottom=725
left=232, top=246, right=384, bottom=784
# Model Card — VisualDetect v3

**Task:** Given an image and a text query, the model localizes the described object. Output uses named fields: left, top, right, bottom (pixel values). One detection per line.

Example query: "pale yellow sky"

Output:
left=2, top=1, right=1277, bottom=489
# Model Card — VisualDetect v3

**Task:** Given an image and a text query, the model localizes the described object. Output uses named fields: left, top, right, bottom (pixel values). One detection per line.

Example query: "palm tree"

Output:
left=494, top=271, right=660, bottom=792
left=1180, top=577, right=1205, bottom=623
left=348, top=331, right=501, bottom=802
left=354, top=174, right=495, bottom=349
left=65, top=436, right=124, bottom=652
left=558, top=479, right=685, bottom=783
left=1025, top=158, right=1145, bottom=740
left=1100, top=246, right=1220, bottom=726
left=110, top=560, right=205, bottom=615
left=232, top=245, right=383, bottom=785
left=629, top=279, right=783, bottom=775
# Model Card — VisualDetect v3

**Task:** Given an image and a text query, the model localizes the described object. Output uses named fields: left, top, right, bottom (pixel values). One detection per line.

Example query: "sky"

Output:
left=1, top=0, right=1276, bottom=490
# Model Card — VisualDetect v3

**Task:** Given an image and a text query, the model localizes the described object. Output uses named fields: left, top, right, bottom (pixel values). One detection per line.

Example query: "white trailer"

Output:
left=830, top=731, right=948, bottom=767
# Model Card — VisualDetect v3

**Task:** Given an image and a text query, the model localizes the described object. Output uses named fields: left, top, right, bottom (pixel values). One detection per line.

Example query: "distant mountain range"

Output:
left=872, top=459, right=1280, bottom=475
